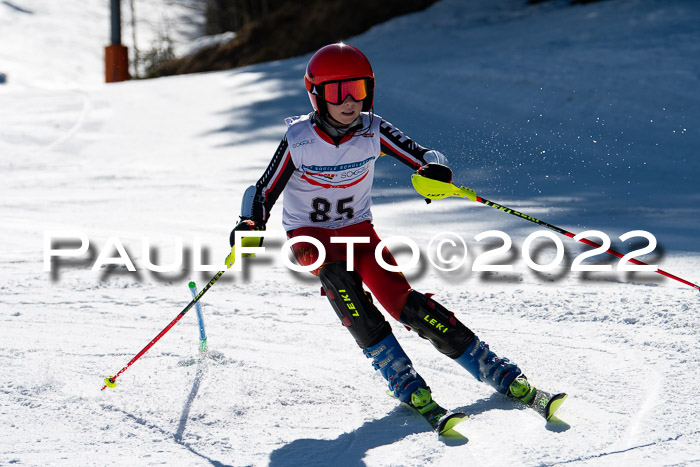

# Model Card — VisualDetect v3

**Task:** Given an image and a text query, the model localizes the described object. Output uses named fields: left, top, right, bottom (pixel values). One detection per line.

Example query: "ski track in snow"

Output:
left=2, top=269, right=699, bottom=465
left=41, top=91, right=93, bottom=153
left=2, top=0, right=700, bottom=465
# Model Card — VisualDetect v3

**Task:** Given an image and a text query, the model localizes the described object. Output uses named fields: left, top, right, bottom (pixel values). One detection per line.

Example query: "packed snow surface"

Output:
left=1, top=0, right=699, bottom=465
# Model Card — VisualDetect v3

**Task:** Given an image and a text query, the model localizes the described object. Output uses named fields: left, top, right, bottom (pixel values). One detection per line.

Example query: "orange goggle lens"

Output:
left=323, top=79, right=369, bottom=104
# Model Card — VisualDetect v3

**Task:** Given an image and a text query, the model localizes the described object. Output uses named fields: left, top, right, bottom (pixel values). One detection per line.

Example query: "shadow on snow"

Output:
left=266, top=393, right=562, bottom=467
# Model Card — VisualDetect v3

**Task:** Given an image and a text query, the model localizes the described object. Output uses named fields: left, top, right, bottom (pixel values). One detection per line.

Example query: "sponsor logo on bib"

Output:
left=300, top=156, right=375, bottom=188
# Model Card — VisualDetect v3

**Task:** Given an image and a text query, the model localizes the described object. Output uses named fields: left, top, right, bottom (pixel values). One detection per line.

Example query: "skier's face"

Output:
left=326, top=95, right=362, bottom=127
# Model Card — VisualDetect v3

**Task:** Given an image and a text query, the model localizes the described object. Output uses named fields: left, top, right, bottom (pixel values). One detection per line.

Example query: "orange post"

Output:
left=105, top=44, right=130, bottom=83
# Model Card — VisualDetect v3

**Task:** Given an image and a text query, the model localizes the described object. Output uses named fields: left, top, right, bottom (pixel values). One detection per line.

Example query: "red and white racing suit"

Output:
left=247, top=112, right=437, bottom=318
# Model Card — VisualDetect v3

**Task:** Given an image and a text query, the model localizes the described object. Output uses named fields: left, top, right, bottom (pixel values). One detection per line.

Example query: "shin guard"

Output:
left=399, top=291, right=475, bottom=358
left=319, top=262, right=392, bottom=349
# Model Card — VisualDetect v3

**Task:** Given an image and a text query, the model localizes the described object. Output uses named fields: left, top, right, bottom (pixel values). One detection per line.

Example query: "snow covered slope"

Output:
left=1, top=0, right=699, bottom=465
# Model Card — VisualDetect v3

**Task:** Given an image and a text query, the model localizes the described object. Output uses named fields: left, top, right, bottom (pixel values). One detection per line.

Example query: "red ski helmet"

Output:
left=304, top=43, right=375, bottom=114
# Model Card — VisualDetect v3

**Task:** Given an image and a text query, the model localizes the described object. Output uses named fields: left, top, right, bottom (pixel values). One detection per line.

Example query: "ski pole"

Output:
left=188, top=281, right=208, bottom=353
left=102, top=270, right=225, bottom=390
left=411, top=174, right=700, bottom=292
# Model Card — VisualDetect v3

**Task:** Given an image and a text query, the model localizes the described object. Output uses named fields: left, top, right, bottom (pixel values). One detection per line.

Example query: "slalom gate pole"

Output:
left=101, top=270, right=225, bottom=390
left=188, top=281, right=208, bottom=353
left=411, top=175, right=700, bottom=292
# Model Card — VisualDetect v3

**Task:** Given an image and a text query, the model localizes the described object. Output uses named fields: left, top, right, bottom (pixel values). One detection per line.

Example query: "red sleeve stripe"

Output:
left=263, top=149, right=292, bottom=202
left=380, top=135, right=423, bottom=169
left=252, top=137, right=295, bottom=222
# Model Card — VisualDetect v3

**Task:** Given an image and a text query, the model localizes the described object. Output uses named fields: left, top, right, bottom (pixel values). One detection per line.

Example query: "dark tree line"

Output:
left=204, top=0, right=292, bottom=35
left=155, top=0, right=610, bottom=77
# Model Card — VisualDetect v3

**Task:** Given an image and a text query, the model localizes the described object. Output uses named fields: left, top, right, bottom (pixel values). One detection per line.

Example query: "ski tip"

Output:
left=438, top=412, right=467, bottom=435
left=546, top=393, right=568, bottom=420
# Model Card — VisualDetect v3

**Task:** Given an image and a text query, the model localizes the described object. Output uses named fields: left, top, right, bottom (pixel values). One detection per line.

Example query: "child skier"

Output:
left=226, top=43, right=565, bottom=431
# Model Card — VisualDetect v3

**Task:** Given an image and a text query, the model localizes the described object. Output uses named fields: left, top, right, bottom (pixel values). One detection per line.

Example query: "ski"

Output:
left=389, top=390, right=467, bottom=435
left=525, top=389, right=568, bottom=420
left=509, top=376, right=567, bottom=421
left=403, top=400, right=468, bottom=435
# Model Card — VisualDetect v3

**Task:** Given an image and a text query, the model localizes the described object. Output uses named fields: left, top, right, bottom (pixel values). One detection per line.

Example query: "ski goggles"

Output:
left=322, top=79, right=369, bottom=104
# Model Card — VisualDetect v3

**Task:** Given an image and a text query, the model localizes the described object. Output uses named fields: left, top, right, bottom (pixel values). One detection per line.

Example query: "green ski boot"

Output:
left=387, top=388, right=467, bottom=435
left=397, top=387, right=467, bottom=435
left=509, top=376, right=567, bottom=421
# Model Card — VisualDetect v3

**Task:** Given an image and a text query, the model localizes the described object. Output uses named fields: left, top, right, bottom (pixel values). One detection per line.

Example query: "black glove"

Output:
left=417, top=163, right=452, bottom=183
left=229, top=219, right=265, bottom=247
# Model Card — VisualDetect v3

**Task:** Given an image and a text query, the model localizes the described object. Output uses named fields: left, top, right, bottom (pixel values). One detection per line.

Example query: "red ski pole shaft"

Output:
left=101, top=270, right=225, bottom=390
left=475, top=195, right=699, bottom=292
